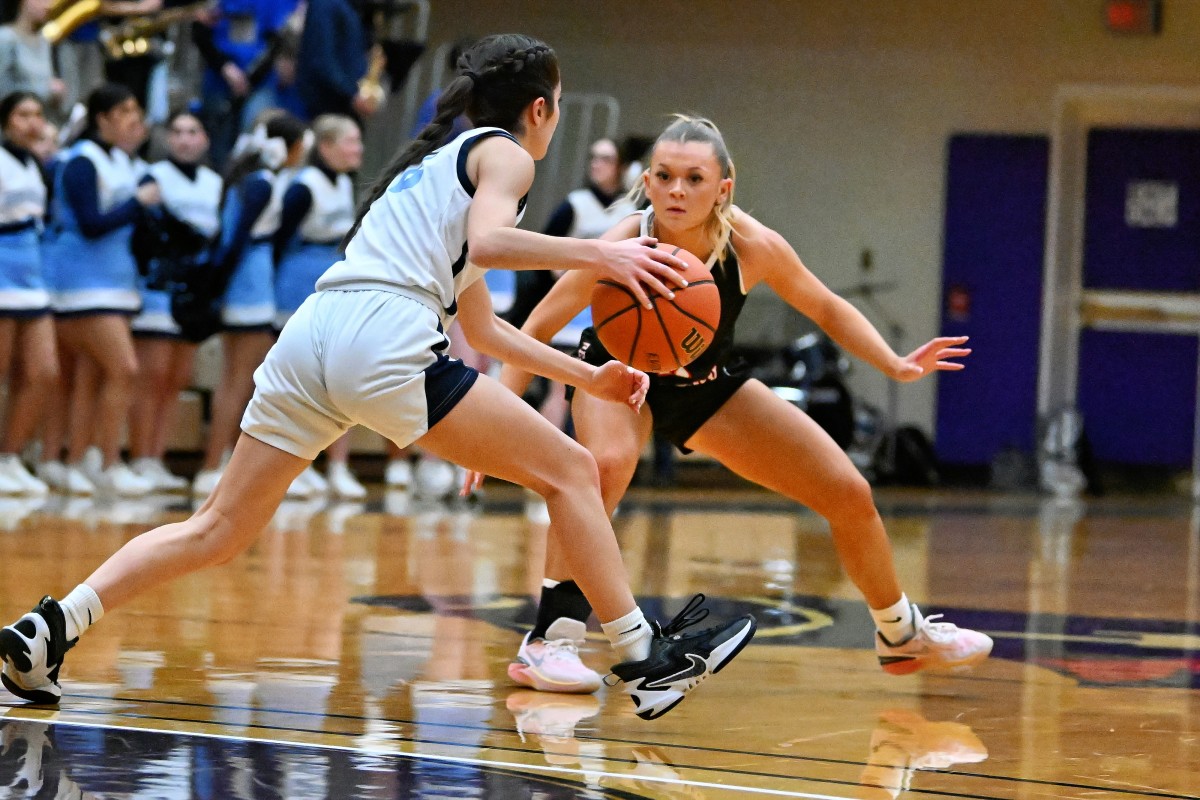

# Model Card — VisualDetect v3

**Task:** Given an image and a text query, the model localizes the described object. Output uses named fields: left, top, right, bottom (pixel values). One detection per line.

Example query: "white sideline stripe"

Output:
left=24, top=715, right=853, bottom=799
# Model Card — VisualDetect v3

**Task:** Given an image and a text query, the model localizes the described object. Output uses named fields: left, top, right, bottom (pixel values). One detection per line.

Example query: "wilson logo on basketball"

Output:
left=590, top=244, right=721, bottom=374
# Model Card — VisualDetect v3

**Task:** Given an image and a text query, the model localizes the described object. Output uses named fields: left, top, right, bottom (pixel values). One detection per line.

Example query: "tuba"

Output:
left=40, top=0, right=102, bottom=45
left=98, top=1, right=215, bottom=60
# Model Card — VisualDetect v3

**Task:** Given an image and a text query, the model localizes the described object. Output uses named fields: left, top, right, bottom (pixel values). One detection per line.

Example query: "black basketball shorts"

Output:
left=572, top=328, right=749, bottom=453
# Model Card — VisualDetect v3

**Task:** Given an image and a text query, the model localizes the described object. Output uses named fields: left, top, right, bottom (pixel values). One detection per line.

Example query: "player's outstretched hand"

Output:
left=588, top=361, right=649, bottom=410
left=599, top=237, right=689, bottom=309
left=894, top=336, right=971, bottom=382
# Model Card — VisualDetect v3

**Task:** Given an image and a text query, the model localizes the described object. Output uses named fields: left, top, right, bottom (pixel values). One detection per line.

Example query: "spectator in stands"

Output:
left=127, top=111, right=222, bottom=492
left=295, top=0, right=376, bottom=122
left=410, top=36, right=474, bottom=138
left=37, top=83, right=160, bottom=496
left=191, top=110, right=308, bottom=497
left=0, top=91, right=56, bottom=494
left=0, top=0, right=66, bottom=114
left=191, top=0, right=299, bottom=167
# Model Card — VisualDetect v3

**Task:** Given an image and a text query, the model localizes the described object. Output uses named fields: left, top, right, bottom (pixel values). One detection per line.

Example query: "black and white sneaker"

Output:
left=0, top=597, right=76, bottom=704
left=607, top=594, right=756, bottom=721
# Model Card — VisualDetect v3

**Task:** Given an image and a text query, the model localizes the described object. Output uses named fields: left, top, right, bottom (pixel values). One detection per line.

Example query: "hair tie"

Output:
left=232, top=124, right=289, bottom=170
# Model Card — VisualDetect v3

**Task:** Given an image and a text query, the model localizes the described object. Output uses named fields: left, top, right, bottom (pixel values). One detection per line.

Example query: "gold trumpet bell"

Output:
left=41, top=0, right=102, bottom=44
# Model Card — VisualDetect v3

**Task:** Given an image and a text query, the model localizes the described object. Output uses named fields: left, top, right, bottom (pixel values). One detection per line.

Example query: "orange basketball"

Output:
left=591, top=244, right=721, bottom=374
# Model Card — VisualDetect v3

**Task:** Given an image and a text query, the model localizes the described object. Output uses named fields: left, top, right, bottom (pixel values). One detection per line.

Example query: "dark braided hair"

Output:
left=342, top=33, right=559, bottom=248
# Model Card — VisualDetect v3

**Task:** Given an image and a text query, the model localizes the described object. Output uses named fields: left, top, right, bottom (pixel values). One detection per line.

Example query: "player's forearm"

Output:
left=821, top=296, right=906, bottom=379
left=469, top=228, right=606, bottom=273
left=474, top=316, right=593, bottom=389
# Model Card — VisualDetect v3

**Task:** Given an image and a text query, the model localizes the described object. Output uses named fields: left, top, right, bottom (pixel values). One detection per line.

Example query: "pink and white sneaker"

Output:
left=508, top=618, right=602, bottom=694
left=876, top=606, right=993, bottom=675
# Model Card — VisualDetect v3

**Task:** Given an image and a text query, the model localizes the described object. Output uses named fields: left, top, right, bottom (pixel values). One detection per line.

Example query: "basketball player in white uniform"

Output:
left=0, top=35, right=756, bottom=723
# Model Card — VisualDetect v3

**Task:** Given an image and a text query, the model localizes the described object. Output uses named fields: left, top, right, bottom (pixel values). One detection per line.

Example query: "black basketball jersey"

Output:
left=581, top=210, right=747, bottom=384
left=668, top=241, right=745, bottom=383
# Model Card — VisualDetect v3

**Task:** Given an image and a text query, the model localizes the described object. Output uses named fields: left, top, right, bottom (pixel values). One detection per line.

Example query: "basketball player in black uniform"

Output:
left=467, top=115, right=992, bottom=694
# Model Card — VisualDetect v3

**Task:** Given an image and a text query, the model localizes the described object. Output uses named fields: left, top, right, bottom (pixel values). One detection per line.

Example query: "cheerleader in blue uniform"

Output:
left=192, top=112, right=309, bottom=497
left=37, top=84, right=161, bottom=496
left=0, top=92, right=57, bottom=495
left=127, top=112, right=223, bottom=492
left=272, top=114, right=365, bottom=499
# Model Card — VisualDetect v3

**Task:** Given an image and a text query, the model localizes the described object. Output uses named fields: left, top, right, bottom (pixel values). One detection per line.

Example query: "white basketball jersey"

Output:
left=148, top=160, right=222, bottom=238
left=566, top=187, right=637, bottom=240
left=317, top=128, right=525, bottom=318
left=293, top=165, right=355, bottom=243
left=0, top=146, right=45, bottom=225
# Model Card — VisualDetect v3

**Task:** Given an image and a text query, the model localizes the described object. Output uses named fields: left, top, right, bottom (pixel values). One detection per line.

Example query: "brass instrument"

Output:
left=357, top=44, right=387, bottom=111
left=98, top=1, right=214, bottom=60
left=41, top=0, right=102, bottom=45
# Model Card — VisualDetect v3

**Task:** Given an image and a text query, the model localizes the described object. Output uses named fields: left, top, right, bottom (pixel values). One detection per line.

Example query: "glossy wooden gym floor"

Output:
left=0, top=484, right=1197, bottom=798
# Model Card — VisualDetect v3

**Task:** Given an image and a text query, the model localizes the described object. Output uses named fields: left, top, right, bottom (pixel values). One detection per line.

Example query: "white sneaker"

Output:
left=508, top=618, right=602, bottom=693
left=35, top=461, right=68, bottom=491
left=192, top=468, right=222, bottom=496
left=131, top=458, right=188, bottom=492
left=384, top=459, right=413, bottom=488
left=0, top=455, right=28, bottom=494
left=876, top=605, right=994, bottom=675
left=93, top=463, right=154, bottom=496
left=62, top=465, right=95, bottom=495
left=383, top=488, right=411, bottom=516
left=414, top=458, right=457, bottom=499
left=300, top=466, right=329, bottom=494
left=0, top=454, right=49, bottom=495
left=81, top=446, right=103, bottom=482
left=286, top=468, right=319, bottom=499
left=327, top=462, right=367, bottom=499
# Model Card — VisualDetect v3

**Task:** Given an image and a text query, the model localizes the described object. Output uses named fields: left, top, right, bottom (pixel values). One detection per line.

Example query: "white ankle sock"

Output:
left=601, top=607, right=652, bottom=663
left=870, top=594, right=915, bottom=644
left=60, top=584, right=104, bottom=641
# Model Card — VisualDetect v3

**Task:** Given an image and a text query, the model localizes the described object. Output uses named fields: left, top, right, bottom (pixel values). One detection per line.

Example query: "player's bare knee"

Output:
left=825, top=471, right=877, bottom=525
left=187, top=509, right=251, bottom=566
left=594, top=448, right=637, bottom=491
left=540, top=444, right=601, bottom=498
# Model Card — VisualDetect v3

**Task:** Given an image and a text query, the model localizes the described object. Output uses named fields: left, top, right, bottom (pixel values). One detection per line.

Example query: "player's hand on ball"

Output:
left=588, top=361, right=649, bottom=410
left=600, top=237, right=689, bottom=309
left=894, top=336, right=971, bottom=382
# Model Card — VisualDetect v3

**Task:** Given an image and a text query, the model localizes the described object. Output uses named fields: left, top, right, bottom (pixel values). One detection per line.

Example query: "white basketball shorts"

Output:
left=241, top=288, right=478, bottom=460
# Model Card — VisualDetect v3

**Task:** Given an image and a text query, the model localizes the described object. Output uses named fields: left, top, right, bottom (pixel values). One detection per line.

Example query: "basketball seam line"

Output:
left=629, top=296, right=642, bottom=366
left=651, top=302, right=682, bottom=370
left=593, top=281, right=641, bottom=331
left=595, top=302, right=640, bottom=331
left=666, top=289, right=720, bottom=333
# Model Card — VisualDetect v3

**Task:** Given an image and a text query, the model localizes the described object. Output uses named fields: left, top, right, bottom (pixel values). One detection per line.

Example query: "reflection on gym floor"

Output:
left=1, top=486, right=1198, bottom=798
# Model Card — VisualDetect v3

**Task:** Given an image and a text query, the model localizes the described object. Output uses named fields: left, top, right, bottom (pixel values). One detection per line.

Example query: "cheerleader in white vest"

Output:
left=0, top=92, right=57, bottom=495
left=37, top=84, right=161, bottom=496
left=127, top=112, right=223, bottom=492
left=272, top=115, right=365, bottom=499
left=192, top=112, right=310, bottom=497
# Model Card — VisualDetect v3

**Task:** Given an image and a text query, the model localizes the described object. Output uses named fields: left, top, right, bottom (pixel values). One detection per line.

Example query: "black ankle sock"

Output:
left=529, top=580, right=592, bottom=640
